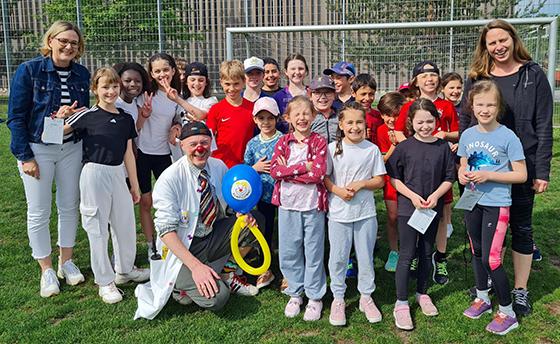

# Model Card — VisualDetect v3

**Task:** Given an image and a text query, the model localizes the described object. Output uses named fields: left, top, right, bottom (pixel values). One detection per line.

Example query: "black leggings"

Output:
left=395, top=215, right=439, bottom=301
left=256, top=201, right=276, bottom=249
left=465, top=205, right=512, bottom=306
left=510, top=181, right=535, bottom=255
left=136, top=149, right=172, bottom=194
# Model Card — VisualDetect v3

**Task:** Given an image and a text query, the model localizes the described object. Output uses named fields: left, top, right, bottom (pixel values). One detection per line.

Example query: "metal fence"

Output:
left=1, top=0, right=559, bottom=123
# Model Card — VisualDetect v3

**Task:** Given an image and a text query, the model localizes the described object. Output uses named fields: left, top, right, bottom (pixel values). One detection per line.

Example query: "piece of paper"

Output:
left=454, top=189, right=484, bottom=211
left=407, top=208, right=437, bottom=234
left=41, top=117, right=64, bottom=144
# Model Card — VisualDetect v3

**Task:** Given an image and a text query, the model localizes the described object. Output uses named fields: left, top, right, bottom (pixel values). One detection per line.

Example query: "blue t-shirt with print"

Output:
left=458, top=125, right=525, bottom=207
left=244, top=131, right=283, bottom=203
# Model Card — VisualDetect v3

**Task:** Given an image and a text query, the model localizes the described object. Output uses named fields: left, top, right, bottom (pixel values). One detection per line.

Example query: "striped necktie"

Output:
left=199, top=169, right=217, bottom=228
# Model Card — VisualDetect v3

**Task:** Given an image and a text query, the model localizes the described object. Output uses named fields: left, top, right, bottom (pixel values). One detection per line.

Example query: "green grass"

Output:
left=0, top=109, right=559, bottom=343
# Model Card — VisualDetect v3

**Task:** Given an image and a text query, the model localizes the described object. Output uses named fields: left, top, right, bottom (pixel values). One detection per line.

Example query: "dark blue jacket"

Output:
left=459, top=61, right=553, bottom=181
left=7, top=56, right=90, bottom=161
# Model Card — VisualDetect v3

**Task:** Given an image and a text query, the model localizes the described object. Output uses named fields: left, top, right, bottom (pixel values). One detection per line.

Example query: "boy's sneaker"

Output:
left=512, top=288, right=532, bottom=316
left=256, top=270, right=275, bottom=289
left=384, top=250, right=399, bottom=272
left=463, top=298, right=492, bottom=319
left=409, top=257, right=418, bottom=278
left=359, top=296, right=382, bottom=323
left=417, top=294, right=439, bottom=316
left=393, top=304, right=414, bottom=330
left=40, top=268, right=60, bottom=298
left=57, top=259, right=85, bottom=286
left=224, top=272, right=258, bottom=296
left=432, top=252, right=449, bottom=285
left=329, top=299, right=346, bottom=326
left=172, top=288, right=193, bottom=305
left=303, top=299, right=323, bottom=321
left=532, top=244, right=542, bottom=262
left=99, top=282, right=123, bottom=304
left=485, top=311, right=519, bottom=335
left=346, top=258, right=357, bottom=278
left=115, top=266, right=150, bottom=285
left=284, top=296, right=303, bottom=318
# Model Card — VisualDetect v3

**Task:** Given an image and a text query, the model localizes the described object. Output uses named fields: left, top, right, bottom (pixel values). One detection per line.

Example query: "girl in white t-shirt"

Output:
left=163, top=61, right=218, bottom=123
left=136, top=53, right=183, bottom=257
left=324, top=102, right=386, bottom=326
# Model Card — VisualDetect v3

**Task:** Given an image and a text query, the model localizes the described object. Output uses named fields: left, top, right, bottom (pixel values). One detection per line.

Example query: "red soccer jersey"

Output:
left=394, top=98, right=458, bottom=137
left=206, top=98, right=255, bottom=168
left=366, top=109, right=383, bottom=144
left=376, top=123, right=393, bottom=154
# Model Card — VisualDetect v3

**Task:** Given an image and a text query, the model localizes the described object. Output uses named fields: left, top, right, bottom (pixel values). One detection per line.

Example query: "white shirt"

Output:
left=137, top=90, right=183, bottom=155
left=116, top=95, right=143, bottom=123
left=280, top=142, right=318, bottom=211
left=326, top=140, right=386, bottom=223
left=183, top=96, right=218, bottom=123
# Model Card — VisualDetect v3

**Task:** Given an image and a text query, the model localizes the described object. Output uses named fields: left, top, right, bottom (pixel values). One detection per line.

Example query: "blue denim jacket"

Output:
left=7, top=56, right=90, bottom=161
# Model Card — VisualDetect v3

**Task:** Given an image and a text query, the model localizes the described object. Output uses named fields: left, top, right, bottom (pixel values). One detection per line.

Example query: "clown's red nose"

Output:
left=195, top=146, right=207, bottom=154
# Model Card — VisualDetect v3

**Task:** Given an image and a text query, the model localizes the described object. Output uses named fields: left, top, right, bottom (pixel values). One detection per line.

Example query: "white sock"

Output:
left=396, top=300, right=409, bottom=306
left=499, top=304, right=516, bottom=318
left=476, top=289, right=491, bottom=304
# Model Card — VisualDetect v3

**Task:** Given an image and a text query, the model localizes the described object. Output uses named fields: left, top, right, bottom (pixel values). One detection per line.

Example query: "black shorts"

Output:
left=136, top=149, right=172, bottom=194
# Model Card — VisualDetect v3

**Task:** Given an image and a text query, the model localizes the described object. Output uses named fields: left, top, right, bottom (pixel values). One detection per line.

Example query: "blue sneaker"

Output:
left=385, top=250, right=399, bottom=272
left=532, top=244, right=542, bottom=262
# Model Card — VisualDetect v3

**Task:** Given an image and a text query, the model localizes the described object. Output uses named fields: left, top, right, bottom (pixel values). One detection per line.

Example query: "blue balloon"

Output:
left=221, top=164, right=263, bottom=214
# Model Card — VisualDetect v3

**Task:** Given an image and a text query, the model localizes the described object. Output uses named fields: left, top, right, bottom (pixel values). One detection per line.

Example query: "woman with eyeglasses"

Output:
left=7, top=20, right=91, bottom=297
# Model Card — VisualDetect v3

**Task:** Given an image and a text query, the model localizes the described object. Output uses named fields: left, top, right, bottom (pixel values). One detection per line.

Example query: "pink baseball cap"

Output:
left=398, top=82, right=410, bottom=91
left=252, top=97, right=280, bottom=117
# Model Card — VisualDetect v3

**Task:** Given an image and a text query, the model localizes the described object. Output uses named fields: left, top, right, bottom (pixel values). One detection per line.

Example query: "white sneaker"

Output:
left=57, top=259, right=85, bottom=286
left=114, top=266, right=150, bottom=285
left=98, top=282, right=123, bottom=304
left=40, top=268, right=60, bottom=298
left=223, top=272, right=259, bottom=296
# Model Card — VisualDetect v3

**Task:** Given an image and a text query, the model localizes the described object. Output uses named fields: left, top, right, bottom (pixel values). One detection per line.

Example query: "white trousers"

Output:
left=80, top=162, right=137, bottom=286
left=19, top=141, right=82, bottom=259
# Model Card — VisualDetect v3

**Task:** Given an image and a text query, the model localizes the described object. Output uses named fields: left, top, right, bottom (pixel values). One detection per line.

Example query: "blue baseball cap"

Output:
left=323, top=61, right=356, bottom=77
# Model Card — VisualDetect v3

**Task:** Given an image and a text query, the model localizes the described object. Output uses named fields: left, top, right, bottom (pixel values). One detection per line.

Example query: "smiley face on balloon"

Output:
left=221, top=164, right=262, bottom=214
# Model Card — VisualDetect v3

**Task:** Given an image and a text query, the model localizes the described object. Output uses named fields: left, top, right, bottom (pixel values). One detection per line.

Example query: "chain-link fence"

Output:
left=1, top=0, right=559, bottom=122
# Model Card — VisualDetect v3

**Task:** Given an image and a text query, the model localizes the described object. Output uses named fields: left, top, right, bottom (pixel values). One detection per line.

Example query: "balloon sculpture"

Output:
left=221, top=164, right=271, bottom=276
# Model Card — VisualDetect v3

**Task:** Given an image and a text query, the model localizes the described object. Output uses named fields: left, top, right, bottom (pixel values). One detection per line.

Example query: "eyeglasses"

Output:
left=53, top=37, right=79, bottom=48
left=312, top=91, right=334, bottom=98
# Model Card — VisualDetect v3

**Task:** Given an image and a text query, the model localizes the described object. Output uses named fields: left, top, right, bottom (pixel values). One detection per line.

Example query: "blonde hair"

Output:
left=467, top=80, right=504, bottom=121
left=219, top=60, right=245, bottom=81
left=40, top=21, right=85, bottom=59
left=91, top=67, right=120, bottom=102
left=468, top=19, right=532, bottom=80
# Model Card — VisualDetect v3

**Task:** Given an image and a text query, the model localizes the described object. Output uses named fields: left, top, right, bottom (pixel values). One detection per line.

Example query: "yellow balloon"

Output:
left=230, top=216, right=271, bottom=276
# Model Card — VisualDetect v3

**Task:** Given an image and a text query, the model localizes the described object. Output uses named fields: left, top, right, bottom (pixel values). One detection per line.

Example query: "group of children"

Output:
left=54, top=51, right=528, bottom=336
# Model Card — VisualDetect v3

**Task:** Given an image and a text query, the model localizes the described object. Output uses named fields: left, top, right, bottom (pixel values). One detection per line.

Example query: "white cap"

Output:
left=244, top=56, right=264, bottom=73
left=252, top=97, right=280, bottom=117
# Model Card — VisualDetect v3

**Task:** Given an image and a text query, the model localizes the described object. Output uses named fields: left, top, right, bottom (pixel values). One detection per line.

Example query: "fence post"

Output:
left=1, top=0, right=11, bottom=92
left=75, top=0, right=82, bottom=29
left=157, top=0, right=164, bottom=52
left=547, top=17, right=557, bottom=92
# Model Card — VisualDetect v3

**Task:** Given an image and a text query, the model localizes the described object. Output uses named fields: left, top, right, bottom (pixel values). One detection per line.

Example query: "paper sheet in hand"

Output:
left=407, top=208, right=437, bottom=234
left=41, top=117, right=64, bottom=144
left=454, top=189, right=484, bottom=211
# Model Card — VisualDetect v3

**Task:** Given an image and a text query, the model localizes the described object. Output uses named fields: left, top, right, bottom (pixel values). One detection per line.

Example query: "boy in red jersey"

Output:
left=376, top=92, right=406, bottom=272
left=352, top=74, right=383, bottom=144
left=206, top=60, right=256, bottom=168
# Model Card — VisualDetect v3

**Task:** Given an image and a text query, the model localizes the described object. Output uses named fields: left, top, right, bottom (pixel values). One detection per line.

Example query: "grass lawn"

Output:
left=0, top=112, right=559, bottom=343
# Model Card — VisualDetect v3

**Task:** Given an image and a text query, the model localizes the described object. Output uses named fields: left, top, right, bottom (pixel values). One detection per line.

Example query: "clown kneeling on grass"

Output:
left=135, top=122, right=261, bottom=320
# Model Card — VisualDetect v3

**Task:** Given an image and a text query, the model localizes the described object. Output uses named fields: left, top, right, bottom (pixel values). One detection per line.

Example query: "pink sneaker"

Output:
left=284, top=297, right=303, bottom=318
left=393, top=303, right=414, bottom=330
left=329, top=299, right=346, bottom=326
left=303, top=299, right=323, bottom=321
left=359, top=296, right=382, bottom=323
left=417, top=294, right=439, bottom=316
